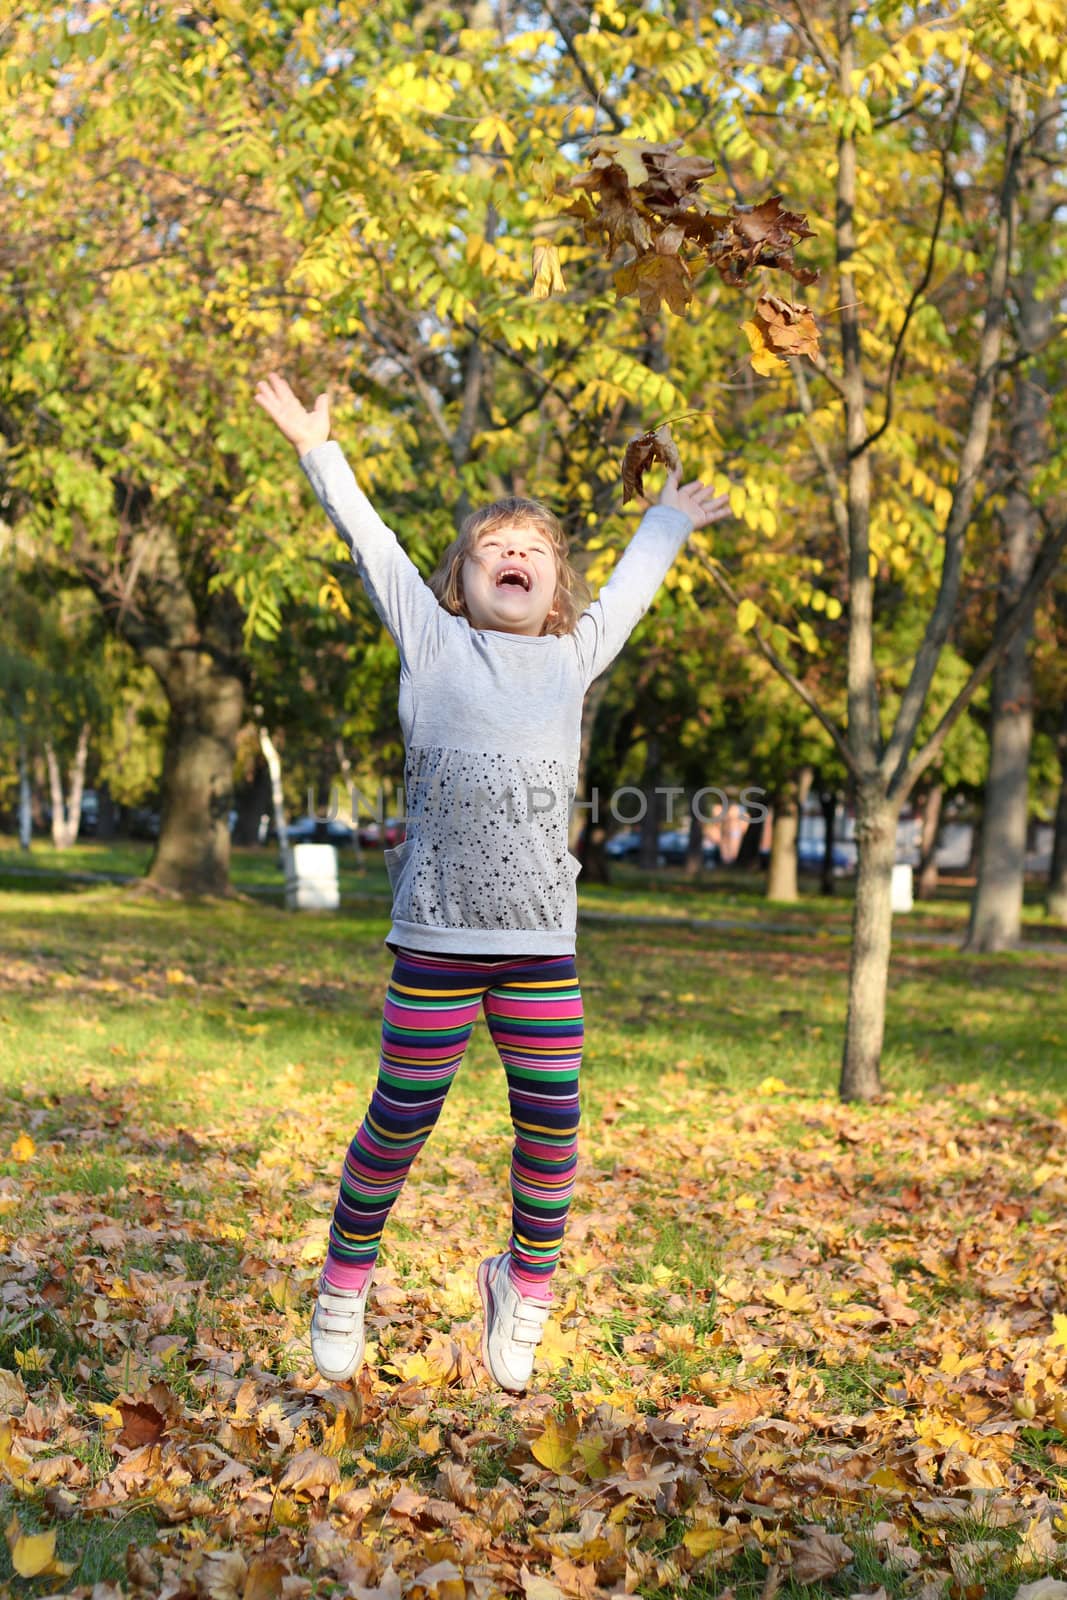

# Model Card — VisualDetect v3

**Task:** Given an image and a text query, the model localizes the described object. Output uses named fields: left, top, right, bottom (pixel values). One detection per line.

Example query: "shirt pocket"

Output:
left=383, top=837, right=416, bottom=894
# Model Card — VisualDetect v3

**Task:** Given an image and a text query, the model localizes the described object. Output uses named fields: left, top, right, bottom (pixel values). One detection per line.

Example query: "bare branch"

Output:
left=791, top=0, right=838, bottom=77
left=851, top=54, right=970, bottom=460
left=789, top=357, right=849, bottom=564
left=689, top=546, right=855, bottom=772
left=545, top=4, right=626, bottom=135
left=879, top=78, right=1026, bottom=789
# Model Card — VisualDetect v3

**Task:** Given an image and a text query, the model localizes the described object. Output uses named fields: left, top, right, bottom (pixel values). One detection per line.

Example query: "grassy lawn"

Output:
left=0, top=875, right=1063, bottom=1595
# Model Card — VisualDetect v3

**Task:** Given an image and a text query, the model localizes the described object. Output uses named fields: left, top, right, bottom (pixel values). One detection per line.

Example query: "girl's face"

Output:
left=460, top=524, right=560, bottom=636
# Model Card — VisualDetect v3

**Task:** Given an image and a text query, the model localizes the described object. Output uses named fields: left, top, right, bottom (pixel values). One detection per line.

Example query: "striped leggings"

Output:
left=323, top=947, right=583, bottom=1301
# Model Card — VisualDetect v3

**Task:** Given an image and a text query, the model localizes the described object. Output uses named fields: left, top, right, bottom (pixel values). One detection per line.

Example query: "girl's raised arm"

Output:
left=573, top=471, right=730, bottom=687
left=254, top=373, right=449, bottom=674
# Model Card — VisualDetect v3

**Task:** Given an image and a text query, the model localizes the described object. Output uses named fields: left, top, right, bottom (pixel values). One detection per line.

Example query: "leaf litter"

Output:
left=0, top=904, right=1065, bottom=1594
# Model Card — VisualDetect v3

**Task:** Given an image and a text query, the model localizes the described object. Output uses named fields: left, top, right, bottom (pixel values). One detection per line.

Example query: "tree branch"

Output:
left=878, top=76, right=1026, bottom=790
left=689, top=546, right=854, bottom=773
left=789, top=357, right=850, bottom=564
left=545, top=3, right=626, bottom=134
left=896, top=517, right=1067, bottom=798
left=851, top=54, right=969, bottom=460
left=791, top=0, right=838, bottom=77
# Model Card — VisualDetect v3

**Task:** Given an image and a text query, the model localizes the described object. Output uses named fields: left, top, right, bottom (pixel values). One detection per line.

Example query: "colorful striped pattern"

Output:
left=323, top=947, right=583, bottom=1300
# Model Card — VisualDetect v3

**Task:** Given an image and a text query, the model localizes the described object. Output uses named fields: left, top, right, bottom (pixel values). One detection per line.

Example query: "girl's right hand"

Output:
left=254, top=371, right=331, bottom=456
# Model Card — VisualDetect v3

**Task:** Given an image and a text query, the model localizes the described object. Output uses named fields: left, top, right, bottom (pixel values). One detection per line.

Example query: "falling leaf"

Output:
left=621, top=423, right=683, bottom=504
left=532, top=242, right=566, bottom=300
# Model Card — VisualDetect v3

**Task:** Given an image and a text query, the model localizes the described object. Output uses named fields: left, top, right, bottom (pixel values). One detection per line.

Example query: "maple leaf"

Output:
left=117, top=1398, right=167, bottom=1449
left=614, top=252, right=693, bottom=316
left=789, top=1526, right=853, bottom=1583
left=277, top=1447, right=340, bottom=1501
left=621, top=423, right=682, bottom=504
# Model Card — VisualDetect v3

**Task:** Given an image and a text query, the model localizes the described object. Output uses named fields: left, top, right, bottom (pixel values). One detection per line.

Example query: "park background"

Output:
left=0, top=1, right=1066, bottom=1596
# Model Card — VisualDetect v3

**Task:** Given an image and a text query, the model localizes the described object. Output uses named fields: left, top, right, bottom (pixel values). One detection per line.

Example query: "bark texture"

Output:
left=45, top=722, right=90, bottom=850
left=840, top=790, right=901, bottom=1101
left=916, top=781, right=943, bottom=900
left=965, top=107, right=1054, bottom=951
left=84, top=522, right=245, bottom=897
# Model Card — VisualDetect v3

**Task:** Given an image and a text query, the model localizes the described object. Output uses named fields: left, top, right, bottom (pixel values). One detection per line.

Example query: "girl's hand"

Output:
left=658, top=468, right=731, bottom=531
left=254, top=371, right=331, bottom=456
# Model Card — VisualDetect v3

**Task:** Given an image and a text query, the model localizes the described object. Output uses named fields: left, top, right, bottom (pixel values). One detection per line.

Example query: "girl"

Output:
left=253, top=372, right=730, bottom=1392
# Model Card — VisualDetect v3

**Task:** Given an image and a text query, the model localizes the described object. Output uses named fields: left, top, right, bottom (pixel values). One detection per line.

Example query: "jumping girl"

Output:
left=254, top=372, right=730, bottom=1392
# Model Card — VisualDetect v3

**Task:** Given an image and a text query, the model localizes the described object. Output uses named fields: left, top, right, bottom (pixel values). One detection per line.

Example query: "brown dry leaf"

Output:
left=521, top=1567, right=566, bottom=1600
left=276, top=1447, right=340, bottom=1501
left=117, top=1398, right=167, bottom=1449
left=789, top=1526, right=854, bottom=1583
left=197, top=1549, right=248, bottom=1600
left=621, top=423, right=682, bottom=504
left=564, top=140, right=816, bottom=321
left=753, top=293, right=821, bottom=360
left=614, top=252, right=693, bottom=315
left=244, top=1558, right=287, bottom=1600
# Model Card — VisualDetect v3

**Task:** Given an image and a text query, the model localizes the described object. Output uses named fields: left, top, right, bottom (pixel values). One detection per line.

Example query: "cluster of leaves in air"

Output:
left=535, top=136, right=818, bottom=349
left=532, top=137, right=821, bottom=503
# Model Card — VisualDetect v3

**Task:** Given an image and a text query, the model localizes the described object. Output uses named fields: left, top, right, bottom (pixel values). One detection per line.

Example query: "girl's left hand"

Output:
left=658, top=468, right=732, bottom=531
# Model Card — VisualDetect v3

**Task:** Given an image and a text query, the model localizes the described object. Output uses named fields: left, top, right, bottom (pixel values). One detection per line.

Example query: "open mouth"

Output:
left=495, top=567, right=531, bottom=591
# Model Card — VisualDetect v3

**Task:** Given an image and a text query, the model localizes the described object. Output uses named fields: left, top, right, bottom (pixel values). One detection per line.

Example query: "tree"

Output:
left=966, top=98, right=1064, bottom=951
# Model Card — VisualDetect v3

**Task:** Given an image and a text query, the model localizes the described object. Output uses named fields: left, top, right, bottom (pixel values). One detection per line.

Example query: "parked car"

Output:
left=797, top=837, right=852, bottom=873
left=284, top=815, right=357, bottom=846
left=127, top=806, right=161, bottom=840
left=357, top=817, right=406, bottom=847
left=605, top=829, right=719, bottom=867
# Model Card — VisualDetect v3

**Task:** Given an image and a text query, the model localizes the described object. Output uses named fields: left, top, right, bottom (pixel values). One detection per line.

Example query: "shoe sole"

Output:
left=477, top=1256, right=524, bottom=1394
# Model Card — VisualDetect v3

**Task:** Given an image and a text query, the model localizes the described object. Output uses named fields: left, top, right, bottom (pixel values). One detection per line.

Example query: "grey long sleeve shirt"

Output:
left=300, top=440, right=693, bottom=955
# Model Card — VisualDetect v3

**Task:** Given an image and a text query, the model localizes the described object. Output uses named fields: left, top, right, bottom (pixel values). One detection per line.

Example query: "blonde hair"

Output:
left=428, top=497, right=591, bottom=637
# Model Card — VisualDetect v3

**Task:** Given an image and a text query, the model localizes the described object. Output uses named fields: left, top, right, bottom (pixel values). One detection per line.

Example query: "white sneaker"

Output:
left=477, top=1252, right=551, bottom=1393
left=310, top=1275, right=372, bottom=1382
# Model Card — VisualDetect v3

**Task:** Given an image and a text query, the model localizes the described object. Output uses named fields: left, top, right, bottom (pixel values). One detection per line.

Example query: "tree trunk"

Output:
left=916, top=780, right=943, bottom=900
left=1048, top=706, right=1067, bottom=924
left=767, top=787, right=799, bottom=901
left=683, top=804, right=704, bottom=879
left=638, top=734, right=661, bottom=869
left=17, top=730, right=32, bottom=851
left=145, top=657, right=244, bottom=896
left=964, top=121, right=1051, bottom=951
left=735, top=808, right=763, bottom=870
left=819, top=787, right=838, bottom=896
left=259, top=724, right=289, bottom=858
left=766, top=766, right=812, bottom=902
left=840, top=789, right=902, bottom=1101
left=45, top=721, right=90, bottom=850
